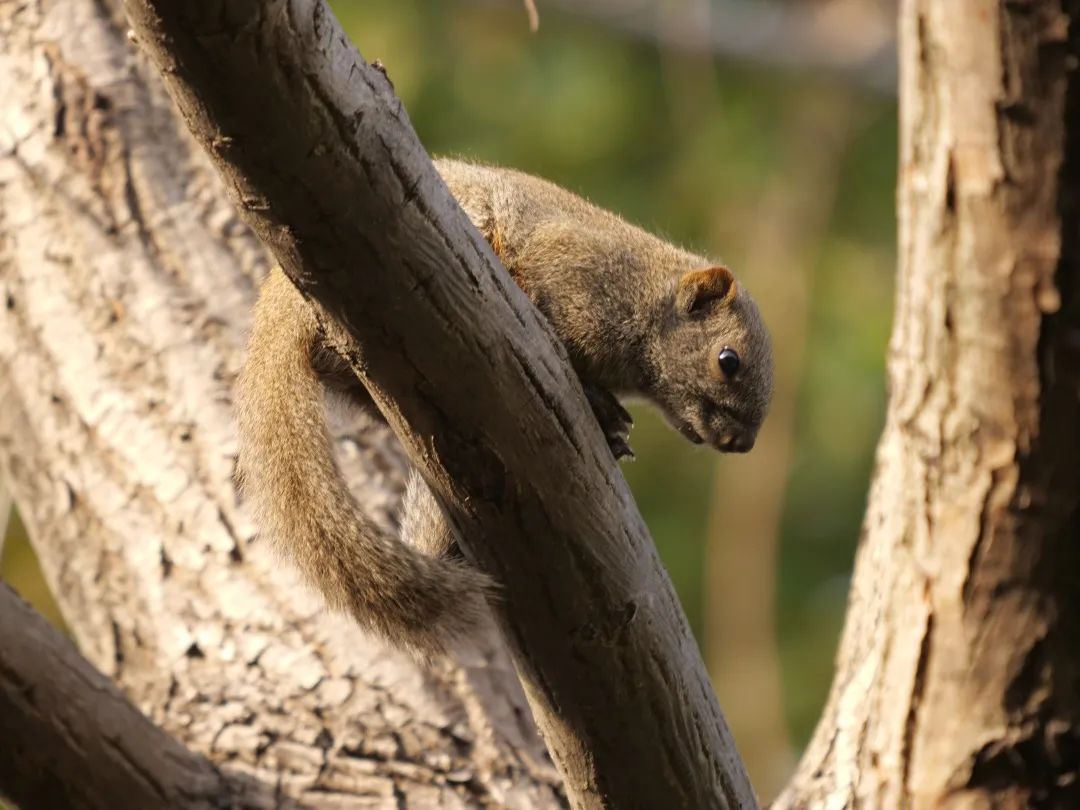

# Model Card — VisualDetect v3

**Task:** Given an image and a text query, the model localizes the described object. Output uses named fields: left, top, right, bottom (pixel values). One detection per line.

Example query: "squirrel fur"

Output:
left=235, top=158, right=774, bottom=657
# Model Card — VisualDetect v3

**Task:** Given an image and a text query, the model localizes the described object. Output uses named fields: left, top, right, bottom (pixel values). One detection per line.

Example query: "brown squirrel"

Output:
left=235, top=159, right=774, bottom=656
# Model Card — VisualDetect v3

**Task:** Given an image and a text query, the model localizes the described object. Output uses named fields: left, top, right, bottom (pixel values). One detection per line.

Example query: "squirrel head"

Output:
left=647, top=265, right=774, bottom=453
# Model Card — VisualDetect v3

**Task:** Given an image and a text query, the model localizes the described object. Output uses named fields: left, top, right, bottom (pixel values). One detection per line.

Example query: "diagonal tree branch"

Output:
left=120, top=0, right=756, bottom=807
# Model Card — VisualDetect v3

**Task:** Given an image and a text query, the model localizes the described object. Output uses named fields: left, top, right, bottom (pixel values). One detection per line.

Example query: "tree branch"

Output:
left=0, top=583, right=273, bottom=809
left=120, top=0, right=755, bottom=807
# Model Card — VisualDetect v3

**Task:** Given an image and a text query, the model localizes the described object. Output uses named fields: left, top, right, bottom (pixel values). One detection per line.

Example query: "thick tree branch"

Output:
left=120, top=0, right=756, bottom=807
left=0, top=583, right=272, bottom=809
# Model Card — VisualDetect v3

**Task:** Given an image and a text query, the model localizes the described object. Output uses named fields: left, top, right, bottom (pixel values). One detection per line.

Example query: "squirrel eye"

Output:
left=718, top=347, right=741, bottom=377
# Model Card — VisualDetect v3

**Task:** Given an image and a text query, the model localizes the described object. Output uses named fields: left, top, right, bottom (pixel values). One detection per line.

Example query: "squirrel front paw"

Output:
left=584, top=384, right=635, bottom=460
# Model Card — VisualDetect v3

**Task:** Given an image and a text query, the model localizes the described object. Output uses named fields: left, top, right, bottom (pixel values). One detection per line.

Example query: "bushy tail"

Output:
left=235, top=268, right=491, bottom=656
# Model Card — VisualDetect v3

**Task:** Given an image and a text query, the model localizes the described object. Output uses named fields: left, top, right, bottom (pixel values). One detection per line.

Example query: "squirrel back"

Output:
left=436, top=159, right=773, bottom=446
left=236, top=159, right=773, bottom=655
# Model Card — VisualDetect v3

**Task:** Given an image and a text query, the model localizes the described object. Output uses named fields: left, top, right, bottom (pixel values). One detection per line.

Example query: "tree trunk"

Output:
left=777, top=2, right=1080, bottom=807
left=0, top=1, right=562, bottom=806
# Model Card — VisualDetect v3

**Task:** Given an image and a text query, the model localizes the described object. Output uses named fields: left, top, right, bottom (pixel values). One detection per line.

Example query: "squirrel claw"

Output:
left=609, top=436, right=635, bottom=461
left=583, top=384, right=634, bottom=461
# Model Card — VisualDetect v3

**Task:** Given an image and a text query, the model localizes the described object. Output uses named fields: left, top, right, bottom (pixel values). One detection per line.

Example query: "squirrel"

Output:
left=235, top=158, right=774, bottom=657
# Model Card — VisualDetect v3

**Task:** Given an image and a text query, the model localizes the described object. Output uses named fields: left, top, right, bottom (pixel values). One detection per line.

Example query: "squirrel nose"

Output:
left=717, top=432, right=755, bottom=453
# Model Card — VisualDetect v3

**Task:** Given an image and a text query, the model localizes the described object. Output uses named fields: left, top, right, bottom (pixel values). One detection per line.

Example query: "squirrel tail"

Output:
left=235, top=268, right=492, bottom=656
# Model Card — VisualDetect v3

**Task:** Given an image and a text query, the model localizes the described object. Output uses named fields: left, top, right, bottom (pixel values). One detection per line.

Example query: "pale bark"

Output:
left=0, top=1, right=561, bottom=806
left=118, top=0, right=757, bottom=807
left=0, top=583, right=276, bottom=809
left=777, top=3, right=1080, bottom=807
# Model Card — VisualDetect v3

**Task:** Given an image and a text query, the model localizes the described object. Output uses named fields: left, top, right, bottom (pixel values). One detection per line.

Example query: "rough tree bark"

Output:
left=0, top=1, right=561, bottom=806
left=0, top=583, right=274, bottom=809
left=777, top=2, right=1080, bottom=807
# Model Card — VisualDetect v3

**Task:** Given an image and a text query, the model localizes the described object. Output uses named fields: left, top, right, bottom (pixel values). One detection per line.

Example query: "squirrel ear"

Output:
left=677, top=266, right=737, bottom=315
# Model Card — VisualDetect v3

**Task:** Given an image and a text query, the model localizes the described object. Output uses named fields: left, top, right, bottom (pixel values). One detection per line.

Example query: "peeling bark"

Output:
left=0, top=1, right=561, bottom=806
left=0, top=583, right=276, bottom=809
left=777, top=3, right=1080, bottom=807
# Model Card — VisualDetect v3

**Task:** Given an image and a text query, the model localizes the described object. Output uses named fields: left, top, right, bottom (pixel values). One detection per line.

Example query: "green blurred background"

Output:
left=1, top=0, right=896, bottom=799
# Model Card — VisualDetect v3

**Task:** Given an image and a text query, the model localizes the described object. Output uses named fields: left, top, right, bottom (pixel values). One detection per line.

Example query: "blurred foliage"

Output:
left=0, top=0, right=897, bottom=779
left=1, top=510, right=63, bottom=628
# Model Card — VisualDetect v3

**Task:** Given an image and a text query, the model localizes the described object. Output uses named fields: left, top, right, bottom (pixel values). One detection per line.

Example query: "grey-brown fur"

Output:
left=235, top=159, right=773, bottom=657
